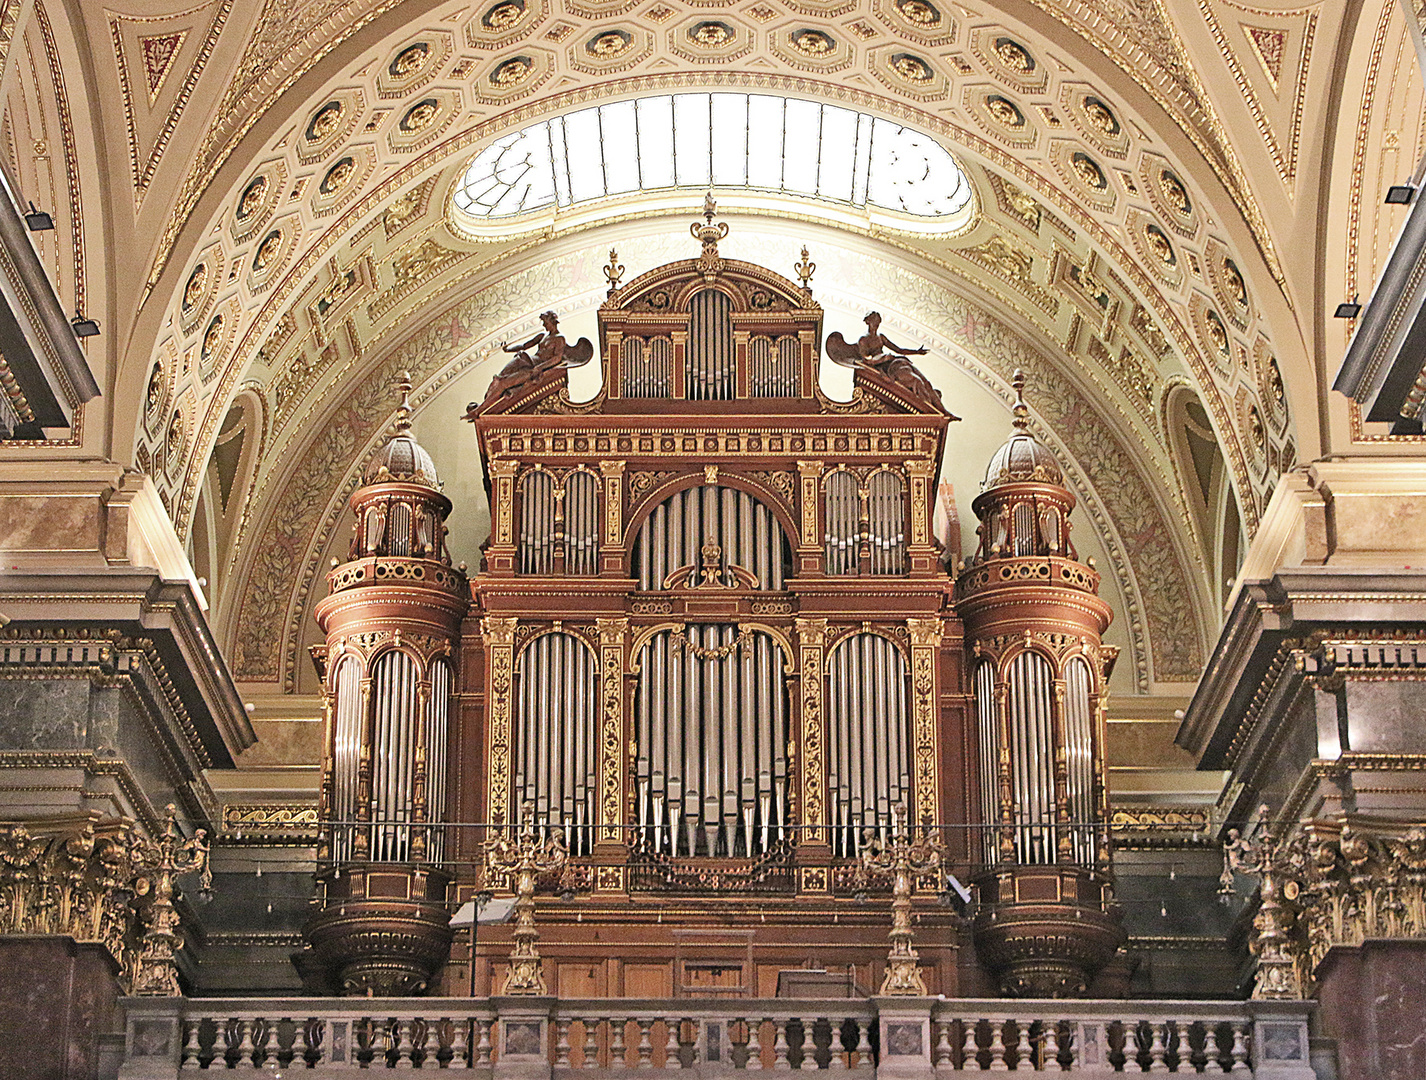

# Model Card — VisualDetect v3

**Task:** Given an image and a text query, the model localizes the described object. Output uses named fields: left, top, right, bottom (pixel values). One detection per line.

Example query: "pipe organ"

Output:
left=303, top=206, right=1124, bottom=1001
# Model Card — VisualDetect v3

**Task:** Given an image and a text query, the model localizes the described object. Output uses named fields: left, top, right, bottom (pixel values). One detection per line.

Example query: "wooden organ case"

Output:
left=297, top=207, right=1125, bottom=1001
left=455, top=215, right=978, bottom=1000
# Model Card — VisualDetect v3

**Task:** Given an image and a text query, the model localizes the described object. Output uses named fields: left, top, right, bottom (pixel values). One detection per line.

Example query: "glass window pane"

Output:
left=782, top=99, right=821, bottom=195
left=673, top=93, right=711, bottom=188
left=563, top=110, right=606, bottom=203
left=637, top=96, right=676, bottom=189
left=601, top=101, right=641, bottom=195
left=746, top=95, right=784, bottom=191
left=817, top=106, right=857, bottom=202
left=709, top=93, right=748, bottom=186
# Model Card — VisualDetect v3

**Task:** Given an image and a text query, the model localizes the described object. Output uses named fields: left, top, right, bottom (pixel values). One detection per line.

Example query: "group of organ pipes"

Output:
left=301, top=209, right=1126, bottom=1000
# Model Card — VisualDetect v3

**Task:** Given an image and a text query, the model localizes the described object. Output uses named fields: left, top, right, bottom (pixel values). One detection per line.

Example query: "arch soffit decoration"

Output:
left=119, top=5, right=1315, bottom=552
left=217, top=231, right=1205, bottom=698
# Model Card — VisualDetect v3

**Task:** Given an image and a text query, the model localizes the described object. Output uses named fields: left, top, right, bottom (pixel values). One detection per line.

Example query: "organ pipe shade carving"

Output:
left=687, top=289, right=734, bottom=400
left=634, top=484, right=790, bottom=590
left=513, top=632, right=598, bottom=855
left=826, top=633, right=911, bottom=856
left=564, top=471, right=600, bottom=574
left=621, top=337, right=673, bottom=398
left=634, top=626, right=789, bottom=856
left=749, top=335, right=800, bottom=397
left=824, top=471, right=858, bottom=575
left=520, top=471, right=555, bottom=574
left=868, top=471, right=907, bottom=574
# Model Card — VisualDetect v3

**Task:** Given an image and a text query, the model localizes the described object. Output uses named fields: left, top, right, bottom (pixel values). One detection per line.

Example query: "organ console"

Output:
left=301, top=203, right=1124, bottom=1000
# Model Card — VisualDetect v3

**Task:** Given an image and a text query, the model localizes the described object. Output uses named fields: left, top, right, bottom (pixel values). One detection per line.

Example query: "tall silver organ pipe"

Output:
left=1007, top=650, right=1056, bottom=864
left=425, top=658, right=452, bottom=863
left=621, top=336, right=673, bottom=398
left=826, top=633, right=911, bottom=856
left=513, top=632, right=597, bottom=855
left=974, top=660, right=999, bottom=864
left=634, top=485, right=789, bottom=590
left=331, top=656, right=363, bottom=862
left=634, top=626, right=788, bottom=856
left=564, top=471, right=600, bottom=574
left=369, top=649, right=422, bottom=862
left=749, top=335, right=800, bottom=397
left=687, top=289, right=734, bottom=400
left=519, top=471, right=555, bottom=574
left=824, top=471, right=858, bottom=575
left=867, top=471, right=907, bottom=574
left=1063, top=657, right=1096, bottom=863
left=1012, top=501, right=1037, bottom=556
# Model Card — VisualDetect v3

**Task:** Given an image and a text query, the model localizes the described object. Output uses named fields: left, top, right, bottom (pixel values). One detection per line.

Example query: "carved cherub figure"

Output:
left=480, top=311, right=594, bottom=407
left=826, top=311, right=940, bottom=403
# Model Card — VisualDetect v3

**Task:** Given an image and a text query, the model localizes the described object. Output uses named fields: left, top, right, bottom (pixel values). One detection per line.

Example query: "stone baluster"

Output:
left=1174, top=1021, right=1193, bottom=1073
left=236, top=1020, right=257, bottom=1067
left=476, top=1018, right=493, bottom=1066
left=394, top=1019, right=417, bottom=1068
left=1043, top=1019, right=1061, bottom=1071
left=828, top=1018, right=846, bottom=1070
left=557, top=1019, right=573, bottom=1068
left=850, top=1021, right=870, bottom=1072
left=419, top=1018, right=439, bottom=1069
left=610, top=1018, right=627, bottom=1068
left=584, top=1018, right=601, bottom=1068
left=450, top=1017, right=468, bottom=1066
left=792, top=1019, right=809, bottom=1070
left=931, top=1021, right=951, bottom=1068
left=664, top=1018, right=682, bottom=1069
left=637, top=1019, right=654, bottom=1067
left=961, top=1019, right=978, bottom=1071
left=988, top=1021, right=1008, bottom=1071
left=1146, top=1021, right=1169, bottom=1073
left=746, top=1018, right=764, bottom=1071
left=1229, top=1022, right=1250, bottom=1073
left=1014, top=1021, right=1032, bottom=1070
left=772, top=1019, right=791, bottom=1070
left=180, top=1019, right=201, bottom=1068
left=211, top=1019, right=230, bottom=1069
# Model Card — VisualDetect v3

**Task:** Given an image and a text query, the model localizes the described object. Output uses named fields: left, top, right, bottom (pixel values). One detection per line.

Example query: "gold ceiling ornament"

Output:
left=896, top=0, right=940, bottom=27
left=1145, top=223, right=1176, bottom=266
left=688, top=21, right=734, bottom=48
left=201, top=314, right=224, bottom=365
left=388, top=42, right=430, bottom=79
left=985, top=94, right=1025, bottom=128
left=890, top=52, right=933, bottom=83
left=399, top=98, right=439, bottom=133
left=235, top=174, right=266, bottom=220
left=181, top=262, right=206, bottom=313
left=490, top=55, right=534, bottom=86
left=319, top=156, right=356, bottom=195
left=790, top=29, right=835, bottom=57
left=1071, top=151, right=1108, bottom=191
left=1083, top=96, right=1121, bottom=138
left=483, top=0, right=525, bottom=31
left=305, top=100, right=344, bottom=143
left=587, top=29, right=632, bottom=57
left=1224, top=258, right=1248, bottom=306
left=252, top=229, right=281, bottom=273
left=1158, top=169, right=1192, bottom=216
left=993, top=36, right=1035, bottom=74
left=1206, top=309, right=1230, bottom=356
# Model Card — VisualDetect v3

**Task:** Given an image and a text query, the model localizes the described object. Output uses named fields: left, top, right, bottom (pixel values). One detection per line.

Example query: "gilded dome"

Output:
left=983, top=371, right=1062, bottom=488
left=364, top=373, right=439, bottom=487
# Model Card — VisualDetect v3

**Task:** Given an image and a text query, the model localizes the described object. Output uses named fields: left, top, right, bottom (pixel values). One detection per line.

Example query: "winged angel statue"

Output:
left=825, top=312, right=941, bottom=404
left=481, top=311, right=595, bottom=407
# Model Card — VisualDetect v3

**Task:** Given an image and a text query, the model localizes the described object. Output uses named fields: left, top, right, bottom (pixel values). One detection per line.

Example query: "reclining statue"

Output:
left=825, top=311, right=940, bottom=404
left=480, top=311, right=594, bottom=407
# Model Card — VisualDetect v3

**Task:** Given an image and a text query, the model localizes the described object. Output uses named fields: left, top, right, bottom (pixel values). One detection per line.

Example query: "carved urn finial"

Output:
left=795, top=245, right=816, bottom=292
left=691, top=192, right=729, bottom=265
left=395, top=370, right=414, bottom=433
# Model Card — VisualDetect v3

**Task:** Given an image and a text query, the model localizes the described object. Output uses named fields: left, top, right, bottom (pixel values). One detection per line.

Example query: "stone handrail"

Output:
left=117, top=995, right=1317, bottom=1077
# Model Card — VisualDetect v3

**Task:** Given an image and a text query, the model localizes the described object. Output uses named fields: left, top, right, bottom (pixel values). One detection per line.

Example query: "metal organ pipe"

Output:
left=1064, top=658, right=1096, bottom=863
left=631, top=484, right=790, bottom=590
left=520, top=471, right=555, bottom=574
left=974, top=660, right=999, bottom=865
left=368, top=650, right=422, bottom=862
left=512, top=632, right=598, bottom=855
left=331, top=657, right=362, bottom=862
left=867, top=471, right=906, bottom=574
left=425, top=659, right=451, bottom=862
left=564, top=471, right=599, bottom=574
left=824, top=471, right=857, bottom=575
left=688, top=289, right=734, bottom=400
left=826, top=633, right=911, bottom=857
left=1006, top=650, right=1056, bottom=864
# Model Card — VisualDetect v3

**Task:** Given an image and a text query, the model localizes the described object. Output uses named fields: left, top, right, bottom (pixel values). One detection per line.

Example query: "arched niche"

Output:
left=1166, top=385, right=1243, bottom=610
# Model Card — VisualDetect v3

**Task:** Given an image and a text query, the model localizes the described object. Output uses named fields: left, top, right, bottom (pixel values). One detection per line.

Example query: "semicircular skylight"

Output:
left=451, top=92, right=975, bottom=231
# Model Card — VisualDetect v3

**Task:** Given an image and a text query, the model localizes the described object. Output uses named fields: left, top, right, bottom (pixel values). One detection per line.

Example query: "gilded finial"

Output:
left=603, top=248, right=624, bottom=295
left=396, top=370, right=413, bottom=432
left=691, top=193, right=729, bottom=264
left=1011, top=370, right=1029, bottom=430
left=794, top=245, right=816, bottom=291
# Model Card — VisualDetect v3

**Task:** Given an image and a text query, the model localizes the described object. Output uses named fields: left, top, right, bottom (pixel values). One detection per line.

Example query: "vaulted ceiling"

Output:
left=1, top=0, right=1422, bottom=704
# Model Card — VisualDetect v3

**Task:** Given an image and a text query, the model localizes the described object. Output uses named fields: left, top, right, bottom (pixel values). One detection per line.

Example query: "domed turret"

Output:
left=364, top=372, right=439, bottom=487
left=983, top=370, right=1063, bottom=489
